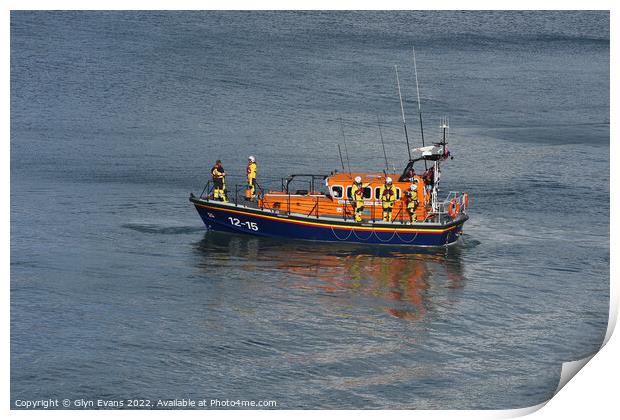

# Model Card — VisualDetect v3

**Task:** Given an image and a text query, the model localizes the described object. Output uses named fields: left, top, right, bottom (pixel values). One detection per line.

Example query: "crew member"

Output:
left=423, top=167, right=435, bottom=188
left=351, top=176, right=366, bottom=222
left=246, top=156, right=257, bottom=199
left=405, top=183, right=419, bottom=223
left=211, top=160, right=227, bottom=202
left=405, top=167, right=416, bottom=182
left=379, top=177, right=396, bottom=222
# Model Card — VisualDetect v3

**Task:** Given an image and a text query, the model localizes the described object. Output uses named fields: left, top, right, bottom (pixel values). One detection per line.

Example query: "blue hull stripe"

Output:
left=191, top=199, right=466, bottom=246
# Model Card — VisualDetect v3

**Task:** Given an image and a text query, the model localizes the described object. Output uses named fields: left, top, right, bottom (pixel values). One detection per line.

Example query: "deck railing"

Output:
left=197, top=180, right=467, bottom=224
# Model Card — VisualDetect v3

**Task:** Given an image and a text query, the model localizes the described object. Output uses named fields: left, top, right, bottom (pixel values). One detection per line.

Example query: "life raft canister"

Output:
left=448, top=199, right=461, bottom=218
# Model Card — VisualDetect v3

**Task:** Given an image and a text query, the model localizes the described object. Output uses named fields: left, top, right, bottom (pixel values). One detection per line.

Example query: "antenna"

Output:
left=412, top=46, right=427, bottom=170
left=440, top=116, right=449, bottom=144
left=339, top=116, right=352, bottom=175
left=337, top=144, right=345, bottom=172
left=412, top=46, right=425, bottom=148
left=395, top=65, right=413, bottom=161
left=377, top=115, right=389, bottom=172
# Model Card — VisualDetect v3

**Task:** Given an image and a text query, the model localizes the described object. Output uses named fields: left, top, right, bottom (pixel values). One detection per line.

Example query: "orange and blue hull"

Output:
left=190, top=196, right=467, bottom=247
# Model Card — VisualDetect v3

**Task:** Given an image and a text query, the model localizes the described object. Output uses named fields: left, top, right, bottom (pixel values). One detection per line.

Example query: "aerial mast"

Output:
left=412, top=46, right=427, bottom=170
left=395, top=65, right=413, bottom=162
left=337, top=144, right=345, bottom=172
left=339, top=116, right=352, bottom=175
left=412, top=46, right=426, bottom=149
left=377, top=115, right=389, bottom=172
left=432, top=117, right=450, bottom=213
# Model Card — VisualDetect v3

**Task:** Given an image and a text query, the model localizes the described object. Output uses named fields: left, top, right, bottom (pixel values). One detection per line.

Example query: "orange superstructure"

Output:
left=257, top=171, right=431, bottom=223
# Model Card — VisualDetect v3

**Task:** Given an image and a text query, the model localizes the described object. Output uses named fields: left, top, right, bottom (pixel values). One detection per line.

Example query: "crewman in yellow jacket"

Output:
left=246, top=156, right=257, bottom=199
left=351, top=176, right=368, bottom=222
left=211, top=160, right=227, bottom=202
left=379, top=177, right=396, bottom=222
left=405, top=183, right=419, bottom=223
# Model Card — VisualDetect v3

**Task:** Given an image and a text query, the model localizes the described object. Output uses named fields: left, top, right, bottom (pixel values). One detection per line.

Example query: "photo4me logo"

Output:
left=13, top=398, right=278, bottom=409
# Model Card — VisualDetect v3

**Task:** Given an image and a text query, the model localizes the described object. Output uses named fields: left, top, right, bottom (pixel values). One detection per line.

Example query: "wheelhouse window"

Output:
left=331, top=185, right=344, bottom=198
left=374, top=187, right=401, bottom=200
left=346, top=186, right=372, bottom=200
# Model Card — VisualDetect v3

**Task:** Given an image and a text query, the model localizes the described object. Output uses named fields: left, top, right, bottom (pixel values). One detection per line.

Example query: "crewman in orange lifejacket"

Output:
left=211, top=160, right=227, bottom=202
left=405, top=183, right=419, bottom=223
left=246, top=155, right=257, bottom=200
left=351, top=176, right=368, bottom=222
left=423, top=167, right=435, bottom=188
left=379, top=177, right=397, bottom=222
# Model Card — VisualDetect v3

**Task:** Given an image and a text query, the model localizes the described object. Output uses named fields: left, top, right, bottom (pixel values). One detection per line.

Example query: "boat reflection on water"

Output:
left=193, top=232, right=466, bottom=321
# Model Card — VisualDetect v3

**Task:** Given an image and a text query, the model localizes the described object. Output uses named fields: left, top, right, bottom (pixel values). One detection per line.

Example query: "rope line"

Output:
left=329, top=218, right=430, bottom=245
left=352, top=229, right=374, bottom=241
left=394, top=229, right=420, bottom=244
left=372, top=228, right=398, bottom=243
left=330, top=225, right=354, bottom=241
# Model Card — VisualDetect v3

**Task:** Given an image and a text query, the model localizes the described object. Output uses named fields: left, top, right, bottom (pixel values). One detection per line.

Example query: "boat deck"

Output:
left=192, top=195, right=462, bottom=227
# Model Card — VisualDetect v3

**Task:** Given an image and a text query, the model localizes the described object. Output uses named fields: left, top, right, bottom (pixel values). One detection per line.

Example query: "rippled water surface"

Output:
left=11, top=11, right=609, bottom=409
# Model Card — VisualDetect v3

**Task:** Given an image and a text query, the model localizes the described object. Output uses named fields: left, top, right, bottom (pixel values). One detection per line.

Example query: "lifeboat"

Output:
left=189, top=120, right=469, bottom=247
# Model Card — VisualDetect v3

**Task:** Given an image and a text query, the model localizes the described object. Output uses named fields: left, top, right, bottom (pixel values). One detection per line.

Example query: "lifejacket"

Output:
left=406, top=190, right=418, bottom=209
left=351, top=183, right=364, bottom=202
left=380, top=185, right=396, bottom=203
left=247, top=162, right=257, bottom=178
left=211, top=165, right=225, bottom=180
left=423, top=168, right=434, bottom=184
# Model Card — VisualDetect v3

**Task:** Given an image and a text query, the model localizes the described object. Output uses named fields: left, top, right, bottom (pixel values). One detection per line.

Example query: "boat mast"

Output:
left=337, top=144, right=345, bottom=172
left=395, top=65, right=413, bottom=162
left=339, top=116, right=352, bottom=175
left=377, top=114, right=389, bottom=172
left=412, top=46, right=428, bottom=171
left=412, top=46, right=425, bottom=149
left=432, top=117, right=449, bottom=213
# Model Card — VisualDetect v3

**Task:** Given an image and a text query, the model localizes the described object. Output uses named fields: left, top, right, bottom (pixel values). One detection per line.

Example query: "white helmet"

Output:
left=410, top=184, right=417, bottom=191
left=386, top=177, right=393, bottom=184
left=248, top=156, right=255, bottom=162
left=354, top=176, right=362, bottom=183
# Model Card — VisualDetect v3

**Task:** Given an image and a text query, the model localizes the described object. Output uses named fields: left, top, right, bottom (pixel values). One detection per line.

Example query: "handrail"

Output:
left=307, top=200, right=318, bottom=217
left=344, top=199, right=354, bottom=222
left=393, top=202, right=403, bottom=223
left=282, top=174, right=330, bottom=193
left=316, top=196, right=320, bottom=218
left=200, top=181, right=210, bottom=198
left=198, top=178, right=466, bottom=224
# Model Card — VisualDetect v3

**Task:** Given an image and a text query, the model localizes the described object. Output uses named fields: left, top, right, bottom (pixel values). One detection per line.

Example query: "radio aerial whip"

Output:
left=339, top=116, right=352, bottom=175
left=377, top=114, right=389, bottom=172
left=395, top=65, right=413, bottom=162
left=412, top=46, right=428, bottom=170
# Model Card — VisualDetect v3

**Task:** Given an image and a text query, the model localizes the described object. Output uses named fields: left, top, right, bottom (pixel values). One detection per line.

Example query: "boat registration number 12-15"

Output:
left=228, top=217, right=259, bottom=231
